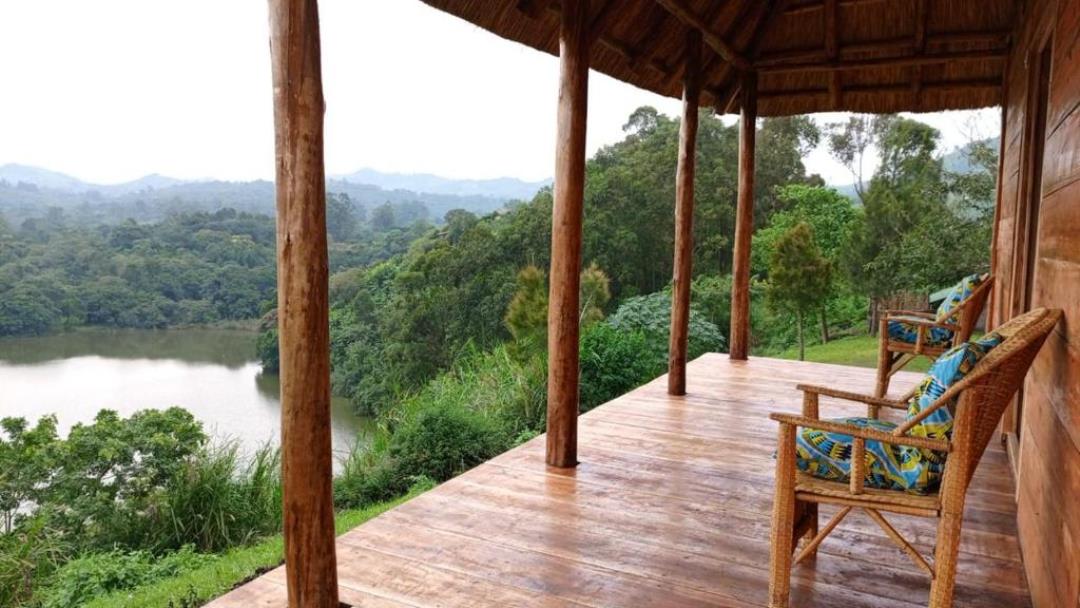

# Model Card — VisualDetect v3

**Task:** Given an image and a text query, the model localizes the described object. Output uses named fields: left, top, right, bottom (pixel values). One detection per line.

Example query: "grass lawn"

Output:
left=85, top=483, right=432, bottom=608
left=775, top=334, right=932, bottom=374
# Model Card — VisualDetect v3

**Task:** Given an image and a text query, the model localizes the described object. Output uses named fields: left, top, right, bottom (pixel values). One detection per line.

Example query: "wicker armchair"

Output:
left=873, top=275, right=994, bottom=410
left=767, top=307, right=1061, bottom=608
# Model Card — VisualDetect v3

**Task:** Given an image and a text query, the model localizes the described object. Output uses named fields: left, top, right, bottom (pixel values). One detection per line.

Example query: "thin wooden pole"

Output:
left=267, top=0, right=339, bottom=605
left=729, top=71, right=757, bottom=361
left=667, top=30, right=702, bottom=396
left=546, top=0, right=590, bottom=469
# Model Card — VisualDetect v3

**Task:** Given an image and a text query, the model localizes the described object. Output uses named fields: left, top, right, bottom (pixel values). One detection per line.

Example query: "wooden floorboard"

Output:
left=208, top=354, right=1031, bottom=608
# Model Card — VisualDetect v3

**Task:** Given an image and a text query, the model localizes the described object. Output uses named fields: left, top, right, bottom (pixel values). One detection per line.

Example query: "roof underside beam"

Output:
left=653, top=0, right=751, bottom=71
left=756, top=48, right=1007, bottom=74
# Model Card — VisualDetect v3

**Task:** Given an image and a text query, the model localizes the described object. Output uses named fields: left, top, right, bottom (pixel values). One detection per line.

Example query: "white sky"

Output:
left=0, top=0, right=1000, bottom=186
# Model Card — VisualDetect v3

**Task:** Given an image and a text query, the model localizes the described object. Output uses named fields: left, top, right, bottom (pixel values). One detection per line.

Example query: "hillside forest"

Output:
left=0, top=108, right=997, bottom=607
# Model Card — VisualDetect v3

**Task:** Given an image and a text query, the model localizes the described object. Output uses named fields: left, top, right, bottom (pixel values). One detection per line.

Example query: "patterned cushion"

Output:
left=935, top=274, right=985, bottom=323
left=794, top=333, right=1003, bottom=494
left=887, top=317, right=953, bottom=347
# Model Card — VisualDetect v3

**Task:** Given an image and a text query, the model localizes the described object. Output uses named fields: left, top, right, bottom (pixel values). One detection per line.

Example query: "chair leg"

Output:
left=928, top=510, right=963, bottom=608
left=769, top=424, right=798, bottom=608
left=792, top=500, right=818, bottom=554
left=873, top=318, right=891, bottom=408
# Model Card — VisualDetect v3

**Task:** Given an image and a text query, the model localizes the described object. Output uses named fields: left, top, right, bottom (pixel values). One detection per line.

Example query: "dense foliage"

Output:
left=0, top=409, right=282, bottom=606
left=0, top=199, right=433, bottom=337
left=0, top=107, right=1000, bottom=607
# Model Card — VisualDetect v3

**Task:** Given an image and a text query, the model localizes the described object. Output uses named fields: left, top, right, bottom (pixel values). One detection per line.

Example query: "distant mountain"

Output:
left=0, top=164, right=540, bottom=226
left=0, top=164, right=186, bottom=196
left=943, top=136, right=999, bottom=174
left=334, top=168, right=551, bottom=201
left=0, top=164, right=89, bottom=192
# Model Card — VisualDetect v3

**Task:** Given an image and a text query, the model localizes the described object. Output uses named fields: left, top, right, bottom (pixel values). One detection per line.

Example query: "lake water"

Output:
left=0, top=329, right=369, bottom=463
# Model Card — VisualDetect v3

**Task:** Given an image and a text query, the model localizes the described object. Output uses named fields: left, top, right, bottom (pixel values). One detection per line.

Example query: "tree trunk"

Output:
left=797, top=310, right=805, bottom=361
left=820, top=305, right=830, bottom=343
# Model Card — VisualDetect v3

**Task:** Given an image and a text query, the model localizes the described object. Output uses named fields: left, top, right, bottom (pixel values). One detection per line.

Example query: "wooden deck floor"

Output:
left=209, top=354, right=1030, bottom=607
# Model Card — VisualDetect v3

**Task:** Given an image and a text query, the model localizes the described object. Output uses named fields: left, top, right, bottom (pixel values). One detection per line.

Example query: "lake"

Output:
left=0, top=328, right=369, bottom=463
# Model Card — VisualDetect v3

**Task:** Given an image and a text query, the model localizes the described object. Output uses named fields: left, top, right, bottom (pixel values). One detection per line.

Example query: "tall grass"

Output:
left=155, top=442, right=282, bottom=553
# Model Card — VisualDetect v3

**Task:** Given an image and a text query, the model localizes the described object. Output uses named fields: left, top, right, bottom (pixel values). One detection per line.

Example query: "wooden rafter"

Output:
left=654, top=0, right=751, bottom=70
left=757, top=78, right=1001, bottom=101
left=825, top=0, right=840, bottom=108
left=911, top=0, right=929, bottom=110
left=664, top=0, right=733, bottom=89
left=628, top=5, right=672, bottom=69
left=785, top=0, right=887, bottom=16
left=697, top=0, right=758, bottom=84
left=587, top=0, right=621, bottom=46
left=755, top=30, right=1011, bottom=67
left=757, top=48, right=1006, bottom=74
left=516, top=0, right=546, bottom=19
left=533, top=2, right=677, bottom=85
left=709, top=0, right=789, bottom=113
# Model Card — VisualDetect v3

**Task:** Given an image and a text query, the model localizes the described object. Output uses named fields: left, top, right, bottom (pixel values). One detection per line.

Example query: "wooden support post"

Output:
left=667, top=30, right=702, bottom=396
left=267, top=1, right=339, bottom=606
left=546, top=0, right=590, bottom=469
left=729, top=71, right=757, bottom=361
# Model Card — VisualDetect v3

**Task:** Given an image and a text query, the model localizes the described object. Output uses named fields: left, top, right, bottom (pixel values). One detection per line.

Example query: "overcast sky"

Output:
left=1, top=0, right=999, bottom=186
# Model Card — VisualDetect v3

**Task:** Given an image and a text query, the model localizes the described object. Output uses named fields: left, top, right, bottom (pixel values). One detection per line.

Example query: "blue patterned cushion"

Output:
left=887, top=317, right=953, bottom=346
left=795, top=333, right=1002, bottom=494
left=935, top=274, right=985, bottom=323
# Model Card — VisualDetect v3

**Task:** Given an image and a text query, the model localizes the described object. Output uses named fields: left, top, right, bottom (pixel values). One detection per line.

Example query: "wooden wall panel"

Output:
left=1047, top=0, right=1080, bottom=135
left=994, top=0, right=1080, bottom=606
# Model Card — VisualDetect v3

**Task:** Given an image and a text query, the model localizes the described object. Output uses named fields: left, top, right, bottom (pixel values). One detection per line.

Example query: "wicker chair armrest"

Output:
left=882, top=313, right=961, bottom=333
left=769, top=413, right=952, bottom=452
left=886, top=309, right=935, bottom=319
left=796, top=384, right=908, bottom=410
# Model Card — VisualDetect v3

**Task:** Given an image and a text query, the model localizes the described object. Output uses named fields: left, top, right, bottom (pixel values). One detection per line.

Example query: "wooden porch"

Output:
left=210, top=354, right=1029, bottom=608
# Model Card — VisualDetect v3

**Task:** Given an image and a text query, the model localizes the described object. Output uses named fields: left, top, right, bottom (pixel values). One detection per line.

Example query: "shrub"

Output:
left=390, top=402, right=509, bottom=482
left=255, top=327, right=279, bottom=373
left=579, top=323, right=659, bottom=411
left=39, top=546, right=211, bottom=608
left=0, top=515, right=69, bottom=607
left=606, top=291, right=726, bottom=357
left=333, top=436, right=409, bottom=510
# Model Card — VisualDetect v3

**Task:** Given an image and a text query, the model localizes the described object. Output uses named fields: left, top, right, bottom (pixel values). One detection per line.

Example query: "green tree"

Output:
left=579, top=262, right=611, bottom=325
left=325, top=193, right=359, bottom=241
left=752, top=185, right=857, bottom=342
left=826, top=114, right=894, bottom=202
left=371, top=203, right=396, bottom=231
left=845, top=117, right=950, bottom=297
left=767, top=223, right=832, bottom=361
left=504, top=265, right=548, bottom=351
left=0, top=416, right=59, bottom=533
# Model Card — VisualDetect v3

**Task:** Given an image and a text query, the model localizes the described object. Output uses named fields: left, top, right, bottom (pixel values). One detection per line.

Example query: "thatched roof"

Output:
left=420, top=0, right=1015, bottom=116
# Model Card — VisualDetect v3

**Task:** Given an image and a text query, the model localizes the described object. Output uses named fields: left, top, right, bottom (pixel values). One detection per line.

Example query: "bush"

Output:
left=255, top=328, right=279, bottom=373
left=606, top=291, right=726, bottom=357
left=38, top=546, right=211, bottom=608
left=579, top=323, right=659, bottom=411
left=0, top=515, right=69, bottom=607
left=390, top=402, right=509, bottom=482
left=333, top=436, right=409, bottom=510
